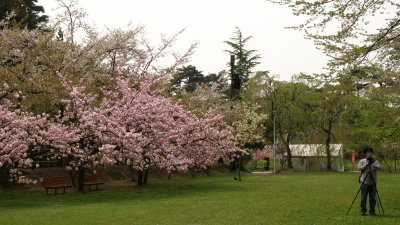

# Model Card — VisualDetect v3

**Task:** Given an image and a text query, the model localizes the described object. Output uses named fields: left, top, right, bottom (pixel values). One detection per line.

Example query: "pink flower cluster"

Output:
left=252, top=149, right=267, bottom=161
left=94, top=71, right=242, bottom=174
left=252, top=147, right=273, bottom=161
left=0, top=83, right=45, bottom=183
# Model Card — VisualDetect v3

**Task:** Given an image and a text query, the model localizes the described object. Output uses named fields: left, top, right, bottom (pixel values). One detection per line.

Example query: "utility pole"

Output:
left=273, top=110, right=276, bottom=173
left=270, top=83, right=277, bottom=174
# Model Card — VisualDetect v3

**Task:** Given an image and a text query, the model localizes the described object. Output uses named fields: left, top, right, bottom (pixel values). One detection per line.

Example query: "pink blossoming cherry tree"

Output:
left=0, top=83, right=46, bottom=184
left=2, top=68, right=241, bottom=189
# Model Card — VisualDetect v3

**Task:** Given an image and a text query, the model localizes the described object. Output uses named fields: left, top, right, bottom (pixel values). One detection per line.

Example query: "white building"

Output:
left=283, top=144, right=344, bottom=172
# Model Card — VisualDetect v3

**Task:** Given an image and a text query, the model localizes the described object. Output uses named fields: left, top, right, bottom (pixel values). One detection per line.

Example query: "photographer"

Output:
left=357, top=146, right=382, bottom=216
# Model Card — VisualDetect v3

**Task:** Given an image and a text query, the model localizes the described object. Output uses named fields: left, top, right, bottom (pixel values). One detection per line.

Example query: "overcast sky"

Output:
left=38, top=0, right=330, bottom=80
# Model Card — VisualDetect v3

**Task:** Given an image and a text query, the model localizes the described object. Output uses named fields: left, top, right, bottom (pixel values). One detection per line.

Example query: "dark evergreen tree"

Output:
left=170, top=65, right=220, bottom=96
left=224, top=27, right=261, bottom=84
left=0, top=0, right=48, bottom=30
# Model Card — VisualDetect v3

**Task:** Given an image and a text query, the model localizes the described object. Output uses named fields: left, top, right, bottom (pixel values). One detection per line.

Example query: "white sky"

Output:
left=38, top=0, right=330, bottom=80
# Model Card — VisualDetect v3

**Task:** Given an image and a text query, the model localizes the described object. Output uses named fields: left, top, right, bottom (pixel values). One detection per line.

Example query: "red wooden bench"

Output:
left=41, top=176, right=71, bottom=195
left=83, top=174, right=104, bottom=191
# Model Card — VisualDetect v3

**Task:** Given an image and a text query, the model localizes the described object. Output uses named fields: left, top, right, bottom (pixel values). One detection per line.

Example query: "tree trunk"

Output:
left=326, top=138, right=331, bottom=171
left=0, top=168, right=10, bottom=187
left=206, top=167, right=211, bottom=176
left=143, top=169, right=149, bottom=184
left=191, top=168, right=196, bottom=178
left=389, top=143, right=395, bottom=173
left=286, top=134, right=293, bottom=169
left=285, top=142, right=293, bottom=169
left=168, top=173, right=171, bottom=180
left=325, top=122, right=332, bottom=171
left=278, top=122, right=293, bottom=169
left=68, top=170, right=76, bottom=187
left=137, top=170, right=143, bottom=186
left=238, top=157, right=242, bottom=181
left=230, top=160, right=237, bottom=171
left=78, top=167, right=84, bottom=191
left=130, top=167, right=136, bottom=182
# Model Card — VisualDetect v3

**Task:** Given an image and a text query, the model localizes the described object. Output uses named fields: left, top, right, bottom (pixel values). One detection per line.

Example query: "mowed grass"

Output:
left=0, top=172, right=399, bottom=225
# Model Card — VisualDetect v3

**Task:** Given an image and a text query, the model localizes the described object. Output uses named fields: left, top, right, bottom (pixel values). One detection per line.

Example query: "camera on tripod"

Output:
left=367, top=157, right=374, bottom=166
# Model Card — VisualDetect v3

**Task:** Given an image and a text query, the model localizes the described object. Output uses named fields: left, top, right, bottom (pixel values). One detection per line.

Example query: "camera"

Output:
left=367, top=157, right=374, bottom=165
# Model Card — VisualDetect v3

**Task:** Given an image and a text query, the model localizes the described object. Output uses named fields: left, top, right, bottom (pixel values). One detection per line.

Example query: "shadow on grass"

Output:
left=0, top=174, right=244, bottom=209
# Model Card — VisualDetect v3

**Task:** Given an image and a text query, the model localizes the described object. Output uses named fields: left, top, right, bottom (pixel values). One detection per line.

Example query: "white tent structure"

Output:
left=283, top=144, right=344, bottom=171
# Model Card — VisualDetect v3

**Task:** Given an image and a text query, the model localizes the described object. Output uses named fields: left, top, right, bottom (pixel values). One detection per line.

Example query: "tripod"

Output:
left=346, top=164, right=384, bottom=216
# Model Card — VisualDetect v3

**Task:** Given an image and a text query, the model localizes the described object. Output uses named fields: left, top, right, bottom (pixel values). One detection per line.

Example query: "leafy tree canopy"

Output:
left=268, top=0, right=400, bottom=71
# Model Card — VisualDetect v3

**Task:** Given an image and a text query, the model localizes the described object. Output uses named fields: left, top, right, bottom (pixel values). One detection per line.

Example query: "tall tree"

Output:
left=170, top=65, right=223, bottom=97
left=170, top=65, right=206, bottom=95
left=243, top=72, right=308, bottom=169
left=241, top=72, right=303, bottom=169
left=224, top=27, right=261, bottom=84
left=348, top=69, right=400, bottom=171
left=267, top=0, right=400, bottom=71
left=0, top=0, right=48, bottom=30
left=314, top=83, right=345, bottom=171
left=273, top=81, right=310, bottom=169
left=0, top=0, right=197, bottom=116
left=231, top=104, right=268, bottom=180
left=298, top=73, right=358, bottom=170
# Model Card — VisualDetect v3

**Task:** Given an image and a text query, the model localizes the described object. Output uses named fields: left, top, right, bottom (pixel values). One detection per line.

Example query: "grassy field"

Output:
left=0, top=172, right=399, bottom=225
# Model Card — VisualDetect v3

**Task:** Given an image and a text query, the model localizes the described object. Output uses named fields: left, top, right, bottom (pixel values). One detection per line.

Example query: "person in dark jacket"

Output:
left=357, top=146, right=382, bottom=216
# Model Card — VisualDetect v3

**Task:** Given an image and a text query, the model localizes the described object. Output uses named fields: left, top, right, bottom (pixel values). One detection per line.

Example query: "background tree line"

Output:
left=1, top=0, right=399, bottom=175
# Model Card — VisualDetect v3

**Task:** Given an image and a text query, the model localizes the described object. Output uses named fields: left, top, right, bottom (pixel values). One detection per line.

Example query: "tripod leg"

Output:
left=376, top=191, right=384, bottom=215
left=347, top=187, right=362, bottom=215
left=373, top=184, right=385, bottom=215
left=348, top=168, right=371, bottom=215
left=369, top=170, right=384, bottom=215
left=347, top=173, right=370, bottom=215
left=369, top=185, right=382, bottom=217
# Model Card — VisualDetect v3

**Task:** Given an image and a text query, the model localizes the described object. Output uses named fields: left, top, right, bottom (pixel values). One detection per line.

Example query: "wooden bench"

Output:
left=83, top=174, right=104, bottom=191
left=41, top=176, right=72, bottom=195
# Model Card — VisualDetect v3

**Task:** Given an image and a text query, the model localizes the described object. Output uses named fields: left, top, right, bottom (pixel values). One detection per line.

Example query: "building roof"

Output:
left=284, top=144, right=343, bottom=157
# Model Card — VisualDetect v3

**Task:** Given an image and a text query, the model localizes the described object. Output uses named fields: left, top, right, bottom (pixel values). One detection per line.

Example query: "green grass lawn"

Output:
left=1, top=172, right=399, bottom=225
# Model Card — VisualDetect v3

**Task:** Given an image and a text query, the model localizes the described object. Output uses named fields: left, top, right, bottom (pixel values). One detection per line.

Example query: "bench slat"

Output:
left=42, top=176, right=69, bottom=188
left=45, top=184, right=72, bottom=188
left=83, top=174, right=103, bottom=185
left=42, top=176, right=71, bottom=195
left=84, top=182, right=104, bottom=185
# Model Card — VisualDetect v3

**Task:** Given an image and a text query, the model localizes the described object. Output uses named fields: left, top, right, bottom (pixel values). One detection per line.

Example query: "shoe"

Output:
left=361, top=212, right=367, bottom=216
left=370, top=212, right=376, bottom=216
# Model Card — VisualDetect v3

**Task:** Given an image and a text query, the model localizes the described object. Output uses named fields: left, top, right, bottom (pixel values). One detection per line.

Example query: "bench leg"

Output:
left=45, top=187, right=69, bottom=195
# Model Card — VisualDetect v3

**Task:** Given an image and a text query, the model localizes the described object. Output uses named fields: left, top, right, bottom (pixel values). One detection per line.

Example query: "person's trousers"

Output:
left=360, top=183, right=376, bottom=213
